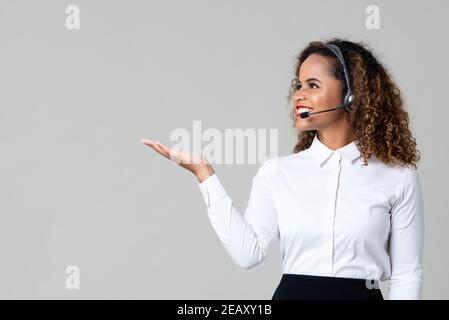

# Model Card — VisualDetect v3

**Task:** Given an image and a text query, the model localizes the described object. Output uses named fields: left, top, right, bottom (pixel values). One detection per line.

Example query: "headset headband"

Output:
left=325, top=43, right=355, bottom=108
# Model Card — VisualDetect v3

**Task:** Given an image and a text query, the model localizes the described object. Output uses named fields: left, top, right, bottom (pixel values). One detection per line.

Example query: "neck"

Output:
left=316, top=130, right=357, bottom=151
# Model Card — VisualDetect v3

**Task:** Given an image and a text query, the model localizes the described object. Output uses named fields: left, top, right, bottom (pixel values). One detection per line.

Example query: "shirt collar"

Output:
left=306, top=134, right=361, bottom=168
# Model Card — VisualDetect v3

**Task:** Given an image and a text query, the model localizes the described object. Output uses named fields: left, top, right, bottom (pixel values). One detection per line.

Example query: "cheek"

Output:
left=310, top=88, right=339, bottom=107
left=309, top=90, right=328, bottom=105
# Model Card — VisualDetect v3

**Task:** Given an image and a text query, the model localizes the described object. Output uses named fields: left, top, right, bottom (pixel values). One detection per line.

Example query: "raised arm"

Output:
left=197, top=159, right=279, bottom=269
left=141, top=138, right=278, bottom=269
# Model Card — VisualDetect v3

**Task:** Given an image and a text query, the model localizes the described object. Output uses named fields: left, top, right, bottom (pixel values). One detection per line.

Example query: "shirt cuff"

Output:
left=388, top=282, right=422, bottom=300
left=197, top=173, right=228, bottom=208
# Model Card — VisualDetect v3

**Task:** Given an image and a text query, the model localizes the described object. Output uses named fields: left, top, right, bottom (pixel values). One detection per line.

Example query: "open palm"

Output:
left=141, top=138, right=214, bottom=182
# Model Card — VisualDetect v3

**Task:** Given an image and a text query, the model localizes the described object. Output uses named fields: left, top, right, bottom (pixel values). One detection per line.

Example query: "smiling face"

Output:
left=292, top=53, right=347, bottom=131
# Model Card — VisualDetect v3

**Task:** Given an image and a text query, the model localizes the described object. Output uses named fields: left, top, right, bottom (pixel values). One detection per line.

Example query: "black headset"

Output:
left=325, top=43, right=355, bottom=111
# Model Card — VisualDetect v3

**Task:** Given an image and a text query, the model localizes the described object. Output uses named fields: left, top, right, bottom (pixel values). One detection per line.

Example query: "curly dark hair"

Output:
left=287, top=37, right=421, bottom=169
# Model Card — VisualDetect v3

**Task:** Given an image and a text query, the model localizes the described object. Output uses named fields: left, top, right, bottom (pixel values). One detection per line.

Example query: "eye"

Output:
left=291, top=79, right=319, bottom=91
left=291, top=79, right=301, bottom=90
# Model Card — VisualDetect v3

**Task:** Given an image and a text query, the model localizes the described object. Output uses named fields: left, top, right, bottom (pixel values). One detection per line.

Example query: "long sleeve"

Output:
left=197, top=159, right=278, bottom=269
left=387, top=168, right=425, bottom=299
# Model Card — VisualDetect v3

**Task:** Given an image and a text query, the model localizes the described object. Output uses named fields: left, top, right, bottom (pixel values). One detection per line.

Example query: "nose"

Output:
left=290, top=79, right=307, bottom=104
left=293, top=91, right=306, bottom=104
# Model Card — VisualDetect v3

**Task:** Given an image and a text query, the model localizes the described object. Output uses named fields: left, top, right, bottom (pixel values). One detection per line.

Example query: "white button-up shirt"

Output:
left=197, top=134, right=424, bottom=300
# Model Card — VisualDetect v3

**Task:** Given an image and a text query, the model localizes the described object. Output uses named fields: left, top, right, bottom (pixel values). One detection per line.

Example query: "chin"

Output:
left=295, top=118, right=315, bottom=132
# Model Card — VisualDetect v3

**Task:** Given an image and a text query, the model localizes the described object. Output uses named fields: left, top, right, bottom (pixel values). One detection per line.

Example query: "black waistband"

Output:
left=272, top=273, right=383, bottom=300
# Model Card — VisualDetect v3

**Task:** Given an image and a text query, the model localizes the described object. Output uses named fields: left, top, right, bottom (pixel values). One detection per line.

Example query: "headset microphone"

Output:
left=299, top=96, right=354, bottom=119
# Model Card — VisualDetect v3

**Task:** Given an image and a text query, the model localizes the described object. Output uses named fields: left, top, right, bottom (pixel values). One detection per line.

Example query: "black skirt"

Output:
left=272, top=273, right=384, bottom=300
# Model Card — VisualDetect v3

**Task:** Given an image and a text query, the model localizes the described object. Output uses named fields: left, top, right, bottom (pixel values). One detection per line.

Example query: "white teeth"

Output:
left=298, top=107, right=312, bottom=114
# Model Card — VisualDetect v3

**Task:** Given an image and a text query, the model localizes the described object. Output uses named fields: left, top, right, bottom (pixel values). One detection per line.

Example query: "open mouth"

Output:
left=296, top=107, right=313, bottom=116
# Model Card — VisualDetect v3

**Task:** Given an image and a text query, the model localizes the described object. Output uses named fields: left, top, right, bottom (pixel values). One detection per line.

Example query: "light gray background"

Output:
left=0, top=0, right=447, bottom=299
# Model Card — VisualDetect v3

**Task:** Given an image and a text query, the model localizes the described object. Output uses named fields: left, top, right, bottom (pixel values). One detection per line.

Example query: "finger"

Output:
left=156, top=142, right=175, bottom=159
left=143, top=139, right=169, bottom=159
left=141, top=138, right=157, bottom=148
left=151, top=141, right=171, bottom=159
left=167, top=146, right=184, bottom=164
left=142, top=139, right=187, bottom=164
left=158, top=142, right=186, bottom=164
left=142, top=139, right=160, bottom=153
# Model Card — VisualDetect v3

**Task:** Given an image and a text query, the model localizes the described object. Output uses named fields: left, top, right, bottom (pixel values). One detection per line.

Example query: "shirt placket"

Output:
left=323, top=152, right=342, bottom=276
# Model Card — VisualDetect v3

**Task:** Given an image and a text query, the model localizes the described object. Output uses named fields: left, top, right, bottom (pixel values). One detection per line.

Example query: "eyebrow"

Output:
left=298, top=78, right=321, bottom=83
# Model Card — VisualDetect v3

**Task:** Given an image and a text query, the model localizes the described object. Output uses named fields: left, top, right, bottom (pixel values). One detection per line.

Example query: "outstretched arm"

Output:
left=198, top=160, right=279, bottom=269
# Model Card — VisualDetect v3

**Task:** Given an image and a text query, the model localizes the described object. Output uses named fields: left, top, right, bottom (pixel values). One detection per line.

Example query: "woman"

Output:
left=141, top=38, right=424, bottom=300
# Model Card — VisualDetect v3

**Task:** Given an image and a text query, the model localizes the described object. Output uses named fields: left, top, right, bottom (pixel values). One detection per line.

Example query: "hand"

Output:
left=141, top=138, right=215, bottom=182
